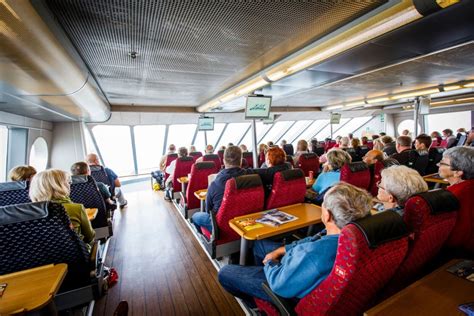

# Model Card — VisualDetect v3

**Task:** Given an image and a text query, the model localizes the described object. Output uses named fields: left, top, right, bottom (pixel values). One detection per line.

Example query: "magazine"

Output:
left=255, top=209, right=298, bottom=227
left=235, top=218, right=264, bottom=231
left=446, top=260, right=474, bottom=282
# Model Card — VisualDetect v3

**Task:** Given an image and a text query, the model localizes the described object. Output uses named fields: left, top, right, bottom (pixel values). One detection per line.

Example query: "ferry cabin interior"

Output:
left=1, top=0, right=474, bottom=315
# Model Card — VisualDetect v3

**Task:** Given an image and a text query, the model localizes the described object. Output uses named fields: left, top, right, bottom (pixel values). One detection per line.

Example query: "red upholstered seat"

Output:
left=242, top=152, right=254, bottom=168
left=171, top=156, right=194, bottom=192
left=439, top=139, right=448, bottom=148
left=213, top=175, right=264, bottom=245
left=369, top=161, right=385, bottom=197
left=164, top=153, right=178, bottom=182
left=340, top=162, right=371, bottom=190
left=186, top=162, right=216, bottom=211
left=202, top=154, right=221, bottom=173
left=189, top=151, right=203, bottom=162
left=366, top=141, right=374, bottom=149
left=446, top=180, right=474, bottom=253
left=296, top=153, right=320, bottom=177
left=266, top=169, right=306, bottom=209
left=383, top=190, right=458, bottom=295
left=325, top=140, right=337, bottom=151
left=255, top=211, right=409, bottom=316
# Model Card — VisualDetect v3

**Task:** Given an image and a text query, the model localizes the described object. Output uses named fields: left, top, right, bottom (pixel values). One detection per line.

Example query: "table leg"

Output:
left=200, top=199, right=205, bottom=213
left=240, top=237, right=249, bottom=266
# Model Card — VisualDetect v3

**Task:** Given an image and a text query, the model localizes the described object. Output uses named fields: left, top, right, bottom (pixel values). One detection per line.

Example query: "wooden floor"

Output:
left=93, top=182, right=245, bottom=316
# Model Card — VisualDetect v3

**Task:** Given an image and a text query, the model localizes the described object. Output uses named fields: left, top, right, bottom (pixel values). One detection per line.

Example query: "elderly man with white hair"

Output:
left=376, top=165, right=428, bottom=216
left=218, top=183, right=371, bottom=307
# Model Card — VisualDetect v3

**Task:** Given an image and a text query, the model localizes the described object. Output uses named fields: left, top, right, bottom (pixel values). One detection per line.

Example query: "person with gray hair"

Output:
left=438, top=147, right=474, bottom=185
left=192, top=146, right=248, bottom=233
left=376, top=165, right=428, bottom=216
left=311, top=149, right=352, bottom=195
left=339, top=136, right=350, bottom=149
left=218, top=183, right=371, bottom=305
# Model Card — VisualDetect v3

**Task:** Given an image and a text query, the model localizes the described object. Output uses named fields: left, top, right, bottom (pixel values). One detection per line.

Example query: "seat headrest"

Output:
left=71, top=175, right=89, bottom=184
left=234, top=174, right=262, bottom=190
left=0, top=201, right=49, bottom=225
left=178, top=156, right=194, bottom=162
left=0, top=181, right=28, bottom=192
left=218, top=150, right=224, bottom=154
left=301, top=153, right=318, bottom=159
left=195, top=162, right=215, bottom=170
left=204, top=154, right=219, bottom=159
left=242, top=152, right=253, bottom=158
left=414, top=189, right=460, bottom=214
left=168, top=153, right=178, bottom=158
left=351, top=211, right=408, bottom=248
left=281, top=169, right=304, bottom=181
left=89, top=165, right=103, bottom=172
left=348, top=162, right=369, bottom=172
left=189, top=151, right=201, bottom=156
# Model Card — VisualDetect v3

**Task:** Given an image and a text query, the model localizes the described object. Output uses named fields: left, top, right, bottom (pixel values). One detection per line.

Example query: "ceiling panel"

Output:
left=43, top=0, right=386, bottom=106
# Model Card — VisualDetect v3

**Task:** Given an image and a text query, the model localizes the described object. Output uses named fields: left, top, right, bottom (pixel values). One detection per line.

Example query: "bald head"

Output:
left=363, top=149, right=384, bottom=166
left=86, top=153, right=100, bottom=166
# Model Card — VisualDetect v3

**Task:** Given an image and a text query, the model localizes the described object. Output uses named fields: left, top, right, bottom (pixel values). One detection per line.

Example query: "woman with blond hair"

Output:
left=29, top=169, right=95, bottom=245
left=8, top=165, right=37, bottom=181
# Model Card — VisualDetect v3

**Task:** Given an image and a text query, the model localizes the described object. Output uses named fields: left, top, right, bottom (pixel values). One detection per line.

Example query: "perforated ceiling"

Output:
left=44, top=0, right=386, bottom=107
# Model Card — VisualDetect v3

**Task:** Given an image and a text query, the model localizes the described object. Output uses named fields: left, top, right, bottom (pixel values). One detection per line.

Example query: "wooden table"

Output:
left=178, top=176, right=189, bottom=197
left=229, top=203, right=322, bottom=265
left=423, top=173, right=449, bottom=188
left=0, top=263, right=68, bottom=315
left=86, top=208, right=98, bottom=221
left=365, top=259, right=474, bottom=316
left=194, top=189, right=207, bottom=212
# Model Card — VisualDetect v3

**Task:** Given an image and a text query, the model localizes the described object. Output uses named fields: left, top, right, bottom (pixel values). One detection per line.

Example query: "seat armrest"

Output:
left=89, top=240, right=103, bottom=278
left=262, top=282, right=297, bottom=316
left=210, top=211, right=219, bottom=242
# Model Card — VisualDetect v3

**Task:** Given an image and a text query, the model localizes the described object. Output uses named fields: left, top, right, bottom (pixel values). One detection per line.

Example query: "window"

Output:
left=315, top=118, right=350, bottom=140
left=166, top=124, right=197, bottom=151
left=0, top=126, right=8, bottom=181
left=279, top=120, right=313, bottom=144
left=426, top=111, right=471, bottom=134
left=134, top=125, right=166, bottom=174
left=29, top=137, right=48, bottom=172
left=239, top=122, right=272, bottom=149
left=84, top=124, right=98, bottom=157
left=194, top=123, right=226, bottom=151
left=92, top=126, right=135, bottom=176
left=215, top=123, right=250, bottom=149
left=260, top=121, right=295, bottom=145
left=294, top=119, right=330, bottom=145
left=334, top=117, right=373, bottom=139
left=397, top=120, right=421, bottom=137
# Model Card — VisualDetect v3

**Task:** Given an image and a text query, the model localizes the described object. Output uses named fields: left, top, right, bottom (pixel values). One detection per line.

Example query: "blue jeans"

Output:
left=191, top=212, right=212, bottom=233
left=218, top=240, right=282, bottom=305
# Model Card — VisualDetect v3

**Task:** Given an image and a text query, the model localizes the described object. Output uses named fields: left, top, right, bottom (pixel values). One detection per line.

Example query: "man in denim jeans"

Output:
left=218, top=183, right=371, bottom=307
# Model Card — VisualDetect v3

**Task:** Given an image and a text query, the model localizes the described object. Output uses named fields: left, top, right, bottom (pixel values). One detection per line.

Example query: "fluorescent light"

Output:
left=326, top=105, right=344, bottom=111
left=266, top=71, right=287, bottom=82
left=443, top=85, right=461, bottom=91
left=219, top=94, right=236, bottom=103
left=344, top=101, right=365, bottom=107
left=367, top=97, right=389, bottom=104
left=235, top=79, right=268, bottom=96
left=463, top=82, right=474, bottom=88
left=393, top=88, right=440, bottom=99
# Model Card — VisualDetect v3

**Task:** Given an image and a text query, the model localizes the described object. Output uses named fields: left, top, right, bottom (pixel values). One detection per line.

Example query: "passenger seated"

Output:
left=8, top=165, right=37, bottom=181
left=381, top=136, right=397, bottom=156
left=218, top=183, right=371, bottom=306
left=240, top=144, right=248, bottom=152
left=252, top=147, right=290, bottom=197
left=87, top=153, right=128, bottom=208
left=192, top=146, right=248, bottom=233
left=414, top=134, right=432, bottom=156
left=439, top=147, right=474, bottom=252
left=165, top=146, right=188, bottom=188
left=391, top=136, right=412, bottom=165
left=70, top=161, right=116, bottom=208
left=362, top=149, right=384, bottom=166
left=258, top=143, right=268, bottom=167
left=293, top=140, right=309, bottom=165
left=443, top=129, right=457, bottom=148
left=310, top=149, right=352, bottom=196
left=196, top=144, right=214, bottom=163
left=375, top=165, right=428, bottom=216
left=29, top=169, right=95, bottom=246
left=159, top=144, right=177, bottom=171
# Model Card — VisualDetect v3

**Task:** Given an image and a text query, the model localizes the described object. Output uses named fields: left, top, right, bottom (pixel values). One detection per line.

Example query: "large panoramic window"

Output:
left=239, top=122, right=272, bottom=149
left=279, top=120, right=313, bottom=144
left=425, top=111, right=471, bottom=134
left=166, top=124, right=197, bottom=151
left=334, top=116, right=373, bottom=139
left=134, top=125, right=166, bottom=174
left=397, top=119, right=421, bottom=137
left=0, top=126, right=8, bottom=181
left=92, top=126, right=135, bottom=176
left=315, top=118, right=350, bottom=140
left=29, top=137, right=48, bottom=172
left=260, top=121, right=295, bottom=145
left=295, top=119, right=330, bottom=145
left=215, top=123, right=250, bottom=149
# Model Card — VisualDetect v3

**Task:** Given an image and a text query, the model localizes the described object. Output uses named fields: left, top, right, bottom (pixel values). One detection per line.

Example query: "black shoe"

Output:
left=120, top=201, right=128, bottom=209
left=113, top=301, right=129, bottom=316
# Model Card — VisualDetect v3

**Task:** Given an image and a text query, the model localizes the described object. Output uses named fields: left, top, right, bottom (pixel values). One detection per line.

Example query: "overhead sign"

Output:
left=245, top=96, right=272, bottom=119
left=197, top=117, right=214, bottom=131
left=330, top=113, right=341, bottom=124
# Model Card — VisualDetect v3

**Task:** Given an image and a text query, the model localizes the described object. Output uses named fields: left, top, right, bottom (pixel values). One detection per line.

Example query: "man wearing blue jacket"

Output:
left=218, top=183, right=372, bottom=306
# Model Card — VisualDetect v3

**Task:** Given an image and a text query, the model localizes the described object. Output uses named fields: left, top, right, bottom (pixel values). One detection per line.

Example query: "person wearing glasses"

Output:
left=438, top=147, right=474, bottom=186
left=376, top=165, right=428, bottom=216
